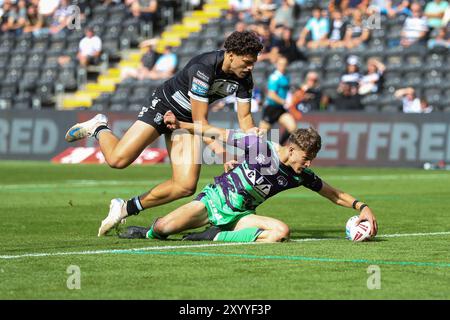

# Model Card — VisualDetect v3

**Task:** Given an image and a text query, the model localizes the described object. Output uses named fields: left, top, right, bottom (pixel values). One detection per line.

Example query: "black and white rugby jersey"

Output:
left=154, top=50, right=253, bottom=122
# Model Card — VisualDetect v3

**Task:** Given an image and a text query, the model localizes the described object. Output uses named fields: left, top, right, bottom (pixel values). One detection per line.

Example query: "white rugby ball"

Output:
left=346, top=215, right=372, bottom=242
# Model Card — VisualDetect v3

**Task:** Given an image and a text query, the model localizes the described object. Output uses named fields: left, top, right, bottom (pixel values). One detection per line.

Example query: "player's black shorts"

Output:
left=137, top=91, right=173, bottom=135
left=262, top=106, right=286, bottom=125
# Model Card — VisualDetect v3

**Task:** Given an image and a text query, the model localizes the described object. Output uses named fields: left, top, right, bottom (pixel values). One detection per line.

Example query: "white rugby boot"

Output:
left=65, top=114, right=109, bottom=142
left=98, top=198, right=128, bottom=236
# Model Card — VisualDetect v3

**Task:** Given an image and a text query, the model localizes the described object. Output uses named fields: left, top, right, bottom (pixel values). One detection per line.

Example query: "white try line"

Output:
left=1, top=231, right=449, bottom=260
left=1, top=174, right=450, bottom=189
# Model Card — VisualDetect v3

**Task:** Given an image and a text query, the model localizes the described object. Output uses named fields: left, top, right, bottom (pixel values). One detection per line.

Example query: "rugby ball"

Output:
left=346, top=215, right=372, bottom=242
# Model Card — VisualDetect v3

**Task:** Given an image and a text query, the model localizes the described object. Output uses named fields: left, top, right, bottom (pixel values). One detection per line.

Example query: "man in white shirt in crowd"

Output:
left=77, top=27, right=102, bottom=67
left=400, top=2, right=429, bottom=47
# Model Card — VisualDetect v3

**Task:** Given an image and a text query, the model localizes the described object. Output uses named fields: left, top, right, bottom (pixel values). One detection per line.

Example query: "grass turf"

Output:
left=0, top=161, right=449, bottom=299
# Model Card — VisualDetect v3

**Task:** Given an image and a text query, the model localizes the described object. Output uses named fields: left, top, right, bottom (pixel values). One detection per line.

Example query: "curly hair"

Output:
left=223, top=31, right=263, bottom=56
left=288, top=127, right=322, bottom=158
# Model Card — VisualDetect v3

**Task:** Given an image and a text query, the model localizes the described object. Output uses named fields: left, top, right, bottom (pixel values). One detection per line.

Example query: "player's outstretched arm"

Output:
left=318, top=181, right=378, bottom=237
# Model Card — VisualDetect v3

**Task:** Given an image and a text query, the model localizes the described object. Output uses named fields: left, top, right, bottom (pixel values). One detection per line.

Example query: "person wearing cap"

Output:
left=340, top=55, right=362, bottom=89
left=120, top=39, right=160, bottom=80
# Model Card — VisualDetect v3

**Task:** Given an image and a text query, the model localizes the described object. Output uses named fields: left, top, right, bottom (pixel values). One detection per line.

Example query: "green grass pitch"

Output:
left=0, top=161, right=449, bottom=299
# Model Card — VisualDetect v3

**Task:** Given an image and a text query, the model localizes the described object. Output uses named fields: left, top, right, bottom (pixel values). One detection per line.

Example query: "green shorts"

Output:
left=194, top=184, right=255, bottom=230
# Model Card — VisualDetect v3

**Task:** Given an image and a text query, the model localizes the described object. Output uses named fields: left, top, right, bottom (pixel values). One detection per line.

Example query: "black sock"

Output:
left=126, top=196, right=144, bottom=216
left=94, top=125, right=111, bottom=140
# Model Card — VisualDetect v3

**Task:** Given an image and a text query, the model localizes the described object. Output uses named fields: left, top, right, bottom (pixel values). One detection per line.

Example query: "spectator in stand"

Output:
left=358, top=58, right=385, bottom=95
left=332, top=82, right=363, bottom=110
left=252, top=0, right=277, bottom=24
left=49, top=0, right=71, bottom=35
left=329, top=0, right=370, bottom=16
left=256, top=22, right=279, bottom=63
left=77, top=27, right=102, bottom=67
left=23, top=3, right=44, bottom=35
left=228, top=0, right=253, bottom=21
left=428, top=26, right=450, bottom=49
left=121, top=39, right=160, bottom=80
left=289, top=71, right=327, bottom=118
left=270, top=0, right=295, bottom=31
left=297, top=6, right=330, bottom=49
left=344, top=9, right=371, bottom=48
left=272, top=26, right=307, bottom=63
left=147, top=45, right=178, bottom=80
left=129, top=0, right=158, bottom=24
left=395, top=87, right=433, bottom=113
left=38, top=0, right=60, bottom=17
left=1, top=0, right=27, bottom=35
left=367, top=0, right=412, bottom=17
left=325, top=9, right=349, bottom=48
left=400, top=2, right=429, bottom=47
left=424, top=0, right=448, bottom=30
left=340, top=55, right=362, bottom=89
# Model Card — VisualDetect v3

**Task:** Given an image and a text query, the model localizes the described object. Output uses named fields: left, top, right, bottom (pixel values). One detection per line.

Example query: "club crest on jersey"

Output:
left=154, top=113, right=163, bottom=125
left=277, top=176, right=288, bottom=187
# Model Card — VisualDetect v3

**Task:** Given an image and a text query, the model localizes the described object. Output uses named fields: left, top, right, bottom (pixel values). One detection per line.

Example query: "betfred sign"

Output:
left=300, top=113, right=450, bottom=166
left=52, top=147, right=168, bottom=164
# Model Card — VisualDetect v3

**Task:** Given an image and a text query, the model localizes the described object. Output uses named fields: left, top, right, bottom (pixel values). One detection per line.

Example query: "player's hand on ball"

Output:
left=355, top=207, right=378, bottom=237
left=224, top=160, right=239, bottom=173
left=164, top=111, right=180, bottom=130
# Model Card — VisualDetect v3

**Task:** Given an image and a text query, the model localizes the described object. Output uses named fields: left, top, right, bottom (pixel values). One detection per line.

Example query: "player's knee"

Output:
left=108, top=156, right=132, bottom=169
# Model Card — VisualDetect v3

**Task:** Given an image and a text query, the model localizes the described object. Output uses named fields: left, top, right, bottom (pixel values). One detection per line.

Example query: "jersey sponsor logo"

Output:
left=191, top=77, right=209, bottom=96
left=243, top=167, right=272, bottom=196
left=192, top=77, right=209, bottom=88
left=196, top=70, right=210, bottom=82
left=210, top=80, right=239, bottom=97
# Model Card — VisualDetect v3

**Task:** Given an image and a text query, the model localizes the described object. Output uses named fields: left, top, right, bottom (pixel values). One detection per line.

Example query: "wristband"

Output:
left=359, top=204, right=367, bottom=211
left=352, top=200, right=359, bottom=210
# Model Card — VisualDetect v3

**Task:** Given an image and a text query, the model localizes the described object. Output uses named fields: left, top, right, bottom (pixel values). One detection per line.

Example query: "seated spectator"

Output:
left=400, top=2, right=429, bottom=47
left=343, top=9, right=371, bottom=48
left=297, top=6, right=330, bottom=49
left=340, top=55, right=362, bottom=89
left=1, top=0, right=27, bottom=35
left=272, top=26, right=307, bottom=63
left=270, top=0, right=295, bottom=31
left=428, top=26, right=450, bottom=49
left=329, top=0, right=370, bottom=16
left=49, top=0, right=71, bottom=35
left=332, top=82, right=363, bottom=110
left=256, top=23, right=279, bottom=63
left=367, top=0, right=412, bottom=17
left=359, top=58, right=385, bottom=95
left=325, top=9, right=349, bottom=48
left=147, top=46, right=177, bottom=80
left=424, top=0, right=448, bottom=30
left=121, top=39, right=160, bottom=80
left=129, top=0, right=158, bottom=24
left=228, top=0, right=252, bottom=21
left=252, top=0, right=277, bottom=24
left=23, top=4, right=44, bottom=35
left=289, top=71, right=327, bottom=118
left=395, top=87, right=433, bottom=113
left=77, top=27, right=102, bottom=67
left=38, top=0, right=60, bottom=17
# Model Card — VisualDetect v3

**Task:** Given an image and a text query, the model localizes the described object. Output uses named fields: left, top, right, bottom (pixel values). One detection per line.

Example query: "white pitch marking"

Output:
left=0, top=231, right=449, bottom=260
